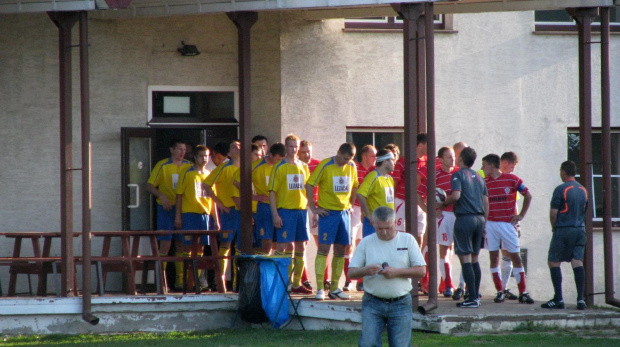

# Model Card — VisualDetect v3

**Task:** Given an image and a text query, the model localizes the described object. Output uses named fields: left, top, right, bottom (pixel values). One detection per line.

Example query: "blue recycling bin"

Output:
left=237, top=255, right=292, bottom=328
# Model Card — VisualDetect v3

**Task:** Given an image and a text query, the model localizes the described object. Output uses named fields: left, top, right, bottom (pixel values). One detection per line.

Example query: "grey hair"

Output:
left=372, top=206, right=396, bottom=223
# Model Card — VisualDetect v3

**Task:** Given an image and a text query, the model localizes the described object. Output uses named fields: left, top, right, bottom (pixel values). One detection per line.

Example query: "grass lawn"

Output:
left=0, top=328, right=618, bottom=346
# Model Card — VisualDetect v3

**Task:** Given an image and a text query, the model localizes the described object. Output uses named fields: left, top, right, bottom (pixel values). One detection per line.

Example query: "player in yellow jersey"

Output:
left=356, top=149, right=396, bottom=237
left=174, top=145, right=220, bottom=291
left=241, top=143, right=284, bottom=255
left=203, top=140, right=241, bottom=292
left=306, top=143, right=359, bottom=300
left=269, top=134, right=312, bottom=295
left=146, top=139, right=193, bottom=265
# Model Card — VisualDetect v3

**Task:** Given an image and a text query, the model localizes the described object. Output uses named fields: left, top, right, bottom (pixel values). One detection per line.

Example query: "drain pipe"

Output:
left=418, top=2, right=437, bottom=315
left=79, top=10, right=99, bottom=325
left=599, top=7, right=620, bottom=308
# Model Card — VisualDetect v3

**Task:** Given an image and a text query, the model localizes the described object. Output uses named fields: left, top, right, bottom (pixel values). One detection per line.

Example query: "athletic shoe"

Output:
left=328, top=288, right=350, bottom=300
left=494, top=291, right=505, bottom=303
left=464, top=290, right=482, bottom=300
left=315, top=289, right=326, bottom=300
left=503, top=289, right=519, bottom=300
left=343, top=280, right=351, bottom=292
left=577, top=300, right=586, bottom=310
left=291, top=285, right=313, bottom=294
left=519, top=292, right=535, bottom=304
left=303, top=280, right=313, bottom=291
left=356, top=281, right=364, bottom=292
left=541, top=299, right=564, bottom=309
left=456, top=299, right=479, bottom=308
left=443, top=287, right=454, bottom=298
left=452, top=288, right=464, bottom=301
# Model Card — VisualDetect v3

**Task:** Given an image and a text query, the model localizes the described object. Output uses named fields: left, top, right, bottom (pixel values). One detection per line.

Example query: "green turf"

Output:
left=0, top=328, right=618, bottom=346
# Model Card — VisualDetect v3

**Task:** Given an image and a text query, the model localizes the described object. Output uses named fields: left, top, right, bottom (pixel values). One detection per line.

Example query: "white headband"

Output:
left=376, top=152, right=395, bottom=163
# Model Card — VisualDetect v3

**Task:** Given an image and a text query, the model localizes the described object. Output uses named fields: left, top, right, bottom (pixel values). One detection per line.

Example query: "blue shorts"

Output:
left=156, top=204, right=176, bottom=241
left=362, top=216, right=375, bottom=238
left=276, top=209, right=309, bottom=243
left=318, top=210, right=351, bottom=246
left=254, top=202, right=275, bottom=242
left=177, top=213, right=210, bottom=246
left=219, top=207, right=240, bottom=243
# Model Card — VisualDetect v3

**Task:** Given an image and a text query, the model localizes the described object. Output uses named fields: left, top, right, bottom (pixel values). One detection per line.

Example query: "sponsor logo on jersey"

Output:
left=287, top=174, right=304, bottom=190
left=385, top=187, right=395, bottom=204
left=333, top=176, right=350, bottom=193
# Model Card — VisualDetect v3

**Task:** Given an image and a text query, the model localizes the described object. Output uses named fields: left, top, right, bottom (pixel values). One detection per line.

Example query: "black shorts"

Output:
left=453, top=214, right=485, bottom=256
left=547, top=227, right=586, bottom=262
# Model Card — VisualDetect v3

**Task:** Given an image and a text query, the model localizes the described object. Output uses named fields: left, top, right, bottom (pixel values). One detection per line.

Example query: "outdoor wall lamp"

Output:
left=177, top=41, right=200, bottom=56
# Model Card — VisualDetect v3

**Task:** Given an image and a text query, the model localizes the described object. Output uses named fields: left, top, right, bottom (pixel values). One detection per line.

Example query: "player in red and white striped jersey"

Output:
left=481, top=154, right=534, bottom=304
left=418, top=147, right=457, bottom=297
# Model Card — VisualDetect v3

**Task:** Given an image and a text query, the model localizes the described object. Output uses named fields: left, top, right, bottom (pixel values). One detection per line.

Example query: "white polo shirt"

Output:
left=350, top=231, right=426, bottom=299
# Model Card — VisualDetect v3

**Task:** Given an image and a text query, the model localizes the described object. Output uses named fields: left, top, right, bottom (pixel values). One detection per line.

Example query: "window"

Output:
left=344, top=14, right=452, bottom=32
left=567, top=129, right=620, bottom=225
left=535, top=9, right=620, bottom=33
left=148, top=86, right=238, bottom=125
left=346, top=128, right=404, bottom=162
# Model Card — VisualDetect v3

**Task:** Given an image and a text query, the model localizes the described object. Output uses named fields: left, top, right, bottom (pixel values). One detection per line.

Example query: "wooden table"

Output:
left=0, top=232, right=64, bottom=296
left=90, top=230, right=228, bottom=295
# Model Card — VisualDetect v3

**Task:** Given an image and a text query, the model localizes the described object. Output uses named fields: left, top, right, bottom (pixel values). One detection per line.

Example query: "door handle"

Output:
left=128, top=184, right=140, bottom=208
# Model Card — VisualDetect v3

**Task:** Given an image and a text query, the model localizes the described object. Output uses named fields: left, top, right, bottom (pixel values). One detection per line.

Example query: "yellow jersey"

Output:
left=203, top=160, right=239, bottom=209
left=307, top=157, right=359, bottom=211
left=232, top=168, right=258, bottom=213
left=147, top=157, right=193, bottom=206
left=176, top=166, right=214, bottom=214
left=268, top=159, right=310, bottom=210
left=357, top=170, right=395, bottom=214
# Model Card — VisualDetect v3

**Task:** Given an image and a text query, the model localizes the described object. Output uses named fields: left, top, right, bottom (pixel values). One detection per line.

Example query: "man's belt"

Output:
left=367, top=293, right=408, bottom=303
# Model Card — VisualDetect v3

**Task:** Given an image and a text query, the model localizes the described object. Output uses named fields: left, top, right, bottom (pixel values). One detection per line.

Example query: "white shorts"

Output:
left=308, top=209, right=319, bottom=236
left=394, top=198, right=427, bottom=237
left=485, top=220, right=520, bottom=253
left=437, top=211, right=456, bottom=246
left=351, top=205, right=363, bottom=241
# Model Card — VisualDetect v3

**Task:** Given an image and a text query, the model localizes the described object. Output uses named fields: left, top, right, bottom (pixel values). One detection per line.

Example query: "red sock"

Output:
left=492, top=272, right=503, bottom=292
left=517, top=272, right=526, bottom=294
left=444, top=262, right=454, bottom=289
left=301, top=266, right=309, bottom=283
left=344, top=258, right=350, bottom=281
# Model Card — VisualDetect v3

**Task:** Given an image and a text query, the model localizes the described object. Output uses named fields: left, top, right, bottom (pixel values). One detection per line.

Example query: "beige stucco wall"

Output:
left=280, top=11, right=620, bottom=306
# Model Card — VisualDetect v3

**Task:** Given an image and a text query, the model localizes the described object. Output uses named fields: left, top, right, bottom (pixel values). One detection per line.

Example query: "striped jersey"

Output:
left=417, top=166, right=455, bottom=212
left=484, top=173, right=528, bottom=222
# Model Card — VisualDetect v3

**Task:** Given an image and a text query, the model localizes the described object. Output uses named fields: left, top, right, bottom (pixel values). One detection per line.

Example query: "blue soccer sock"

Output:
left=550, top=267, right=563, bottom=302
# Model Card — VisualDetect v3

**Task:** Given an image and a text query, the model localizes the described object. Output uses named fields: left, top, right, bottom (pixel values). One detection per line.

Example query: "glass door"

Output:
left=121, top=128, right=156, bottom=231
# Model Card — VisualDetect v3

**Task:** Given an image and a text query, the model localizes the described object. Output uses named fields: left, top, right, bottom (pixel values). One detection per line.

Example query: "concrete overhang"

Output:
left=0, top=0, right=617, bottom=18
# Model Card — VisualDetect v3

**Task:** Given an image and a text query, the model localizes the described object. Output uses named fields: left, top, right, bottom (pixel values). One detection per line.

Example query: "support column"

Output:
left=419, top=1, right=437, bottom=315
left=78, top=11, right=98, bottom=324
left=599, top=7, right=620, bottom=308
left=48, top=11, right=79, bottom=298
left=227, top=11, right=258, bottom=255
left=416, top=15, right=426, bottom=133
left=394, top=2, right=424, bottom=309
left=569, top=7, right=597, bottom=306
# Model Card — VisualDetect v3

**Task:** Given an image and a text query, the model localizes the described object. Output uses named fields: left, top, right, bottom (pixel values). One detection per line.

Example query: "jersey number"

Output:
left=282, top=231, right=287, bottom=239
left=396, top=218, right=403, bottom=226
left=442, top=233, right=448, bottom=242
left=322, top=233, right=328, bottom=241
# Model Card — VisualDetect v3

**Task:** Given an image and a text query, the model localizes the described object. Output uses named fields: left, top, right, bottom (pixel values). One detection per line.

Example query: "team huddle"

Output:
left=146, top=133, right=589, bottom=311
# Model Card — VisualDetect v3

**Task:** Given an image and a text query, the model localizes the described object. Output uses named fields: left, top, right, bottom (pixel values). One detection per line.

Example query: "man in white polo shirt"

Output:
left=348, top=206, right=426, bottom=347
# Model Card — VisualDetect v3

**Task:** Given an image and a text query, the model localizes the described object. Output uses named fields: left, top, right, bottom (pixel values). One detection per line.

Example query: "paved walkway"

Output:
left=288, top=291, right=620, bottom=333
